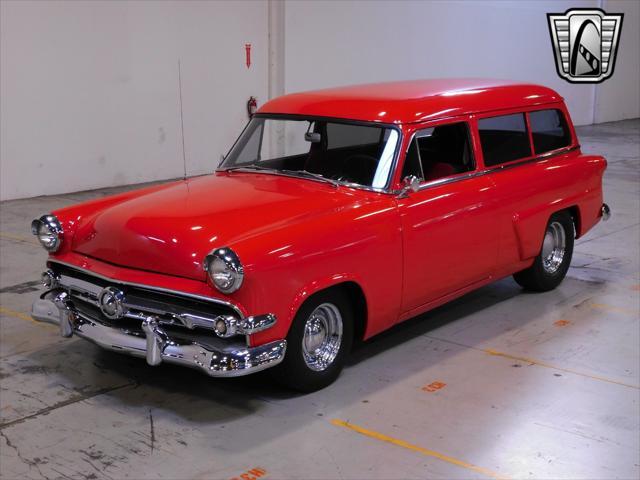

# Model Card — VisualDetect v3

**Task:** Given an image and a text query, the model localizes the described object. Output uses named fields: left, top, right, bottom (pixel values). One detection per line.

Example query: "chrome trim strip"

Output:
left=48, top=260, right=245, bottom=318
left=395, top=145, right=581, bottom=194
left=32, top=293, right=287, bottom=378
left=481, top=145, right=580, bottom=174
left=242, top=313, right=277, bottom=334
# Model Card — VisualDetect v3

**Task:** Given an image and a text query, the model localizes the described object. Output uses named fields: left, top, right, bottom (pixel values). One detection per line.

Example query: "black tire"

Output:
left=513, top=211, right=574, bottom=292
left=271, top=289, right=354, bottom=392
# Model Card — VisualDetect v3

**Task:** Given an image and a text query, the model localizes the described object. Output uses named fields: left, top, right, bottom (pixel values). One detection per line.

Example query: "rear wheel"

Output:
left=272, top=289, right=353, bottom=392
left=513, top=211, right=574, bottom=292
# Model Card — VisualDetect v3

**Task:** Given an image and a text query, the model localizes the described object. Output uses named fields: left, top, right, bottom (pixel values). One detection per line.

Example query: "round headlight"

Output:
left=31, top=215, right=63, bottom=252
left=203, top=247, right=244, bottom=294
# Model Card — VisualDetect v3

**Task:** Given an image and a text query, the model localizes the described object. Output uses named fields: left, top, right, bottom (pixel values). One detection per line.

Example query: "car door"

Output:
left=396, top=117, right=500, bottom=316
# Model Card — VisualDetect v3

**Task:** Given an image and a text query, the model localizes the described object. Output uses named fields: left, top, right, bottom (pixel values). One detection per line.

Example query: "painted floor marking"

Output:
left=422, top=381, right=447, bottom=392
left=553, top=319, right=571, bottom=327
left=229, top=467, right=267, bottom=480
left=590, top=303, right=638, bottom=316
left=483, top=348, right=640, bottom=390
left=426, top=336, right=640, bottom=390
left=0, top=306, right=50, bottom=327
left=0, top=232, right=38, bottom=246
left=331, top=419, right=510, bottom=480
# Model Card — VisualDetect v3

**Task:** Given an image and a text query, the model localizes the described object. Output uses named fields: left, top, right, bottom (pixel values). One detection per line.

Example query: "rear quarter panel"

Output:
left=491, top=151, right=606, bottom=273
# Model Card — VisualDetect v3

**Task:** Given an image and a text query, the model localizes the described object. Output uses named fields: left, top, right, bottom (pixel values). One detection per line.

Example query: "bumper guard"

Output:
left=32, top=291, right=286, bottom=377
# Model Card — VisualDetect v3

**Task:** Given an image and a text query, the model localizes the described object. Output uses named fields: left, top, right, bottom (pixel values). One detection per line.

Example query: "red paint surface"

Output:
left=258, top=78, right=562, bottom=124
left=48, top=80, right=607, bottom=347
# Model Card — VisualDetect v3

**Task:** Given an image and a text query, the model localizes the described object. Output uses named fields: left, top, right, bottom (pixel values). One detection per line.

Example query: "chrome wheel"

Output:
left=541, top=221, right=566, bottom=274
left=302, top=302, right=343, bottom=371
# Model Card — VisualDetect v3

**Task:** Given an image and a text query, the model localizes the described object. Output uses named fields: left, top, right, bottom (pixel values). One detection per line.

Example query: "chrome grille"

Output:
left=49, top=262, right=241, bottom=333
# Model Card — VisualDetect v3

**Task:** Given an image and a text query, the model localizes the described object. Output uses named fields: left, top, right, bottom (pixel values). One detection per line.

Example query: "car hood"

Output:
left=72, top=172, right=362, bottom=280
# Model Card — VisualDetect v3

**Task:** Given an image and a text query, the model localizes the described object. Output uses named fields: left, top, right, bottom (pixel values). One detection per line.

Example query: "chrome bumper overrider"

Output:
left=32, top=291, right=286, bottom=377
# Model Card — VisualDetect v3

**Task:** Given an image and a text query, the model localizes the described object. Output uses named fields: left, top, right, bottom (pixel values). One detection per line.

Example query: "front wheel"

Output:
left=271, top=290, right=353, bottom=392
left=513, top=211, right=574, bottom=292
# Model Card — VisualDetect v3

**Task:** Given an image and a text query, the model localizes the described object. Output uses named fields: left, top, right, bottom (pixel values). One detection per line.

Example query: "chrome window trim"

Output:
left=480, top=144, right=580, bottom=173
left=48, top=260, right=245, bottom=318
left=395, top=144, right=580, bottom=194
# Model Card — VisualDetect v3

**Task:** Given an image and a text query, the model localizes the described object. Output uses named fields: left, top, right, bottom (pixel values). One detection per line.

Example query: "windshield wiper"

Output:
left=221, top=165, right=340, bottom=188
left=280, top=169, right=340, bottom=188
left=221, top=164, right=276, bottom=173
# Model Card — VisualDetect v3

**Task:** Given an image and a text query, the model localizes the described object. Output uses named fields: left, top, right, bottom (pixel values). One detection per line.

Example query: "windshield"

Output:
left=220, top=116, right=400, bottom=190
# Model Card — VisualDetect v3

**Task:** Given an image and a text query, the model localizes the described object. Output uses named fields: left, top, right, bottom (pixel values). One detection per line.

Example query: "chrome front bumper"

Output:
left=32, top=291, right=286, bottom=377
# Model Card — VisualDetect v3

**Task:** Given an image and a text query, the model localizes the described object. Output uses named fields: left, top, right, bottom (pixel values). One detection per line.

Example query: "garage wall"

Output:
left=1, top=0, right=638, bottom=201
left=0, top=0, right=268, bottom=200
left=595, top=0, right=640, bottom=123
left=283, top=0, right=639, bottom=127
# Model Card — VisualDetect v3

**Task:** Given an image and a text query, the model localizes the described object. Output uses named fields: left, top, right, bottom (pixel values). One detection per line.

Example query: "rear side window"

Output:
left=529, top=109, right=571, bottom=154
left=478, top=113, right=531, bottom=166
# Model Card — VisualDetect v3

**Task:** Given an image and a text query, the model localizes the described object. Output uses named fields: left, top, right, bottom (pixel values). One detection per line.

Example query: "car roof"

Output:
left=258, top=79, right=563, bottom=125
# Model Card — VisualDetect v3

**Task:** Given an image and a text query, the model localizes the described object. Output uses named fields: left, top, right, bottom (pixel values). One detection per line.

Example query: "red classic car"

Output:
left=31, top=79, right=609, bottom=391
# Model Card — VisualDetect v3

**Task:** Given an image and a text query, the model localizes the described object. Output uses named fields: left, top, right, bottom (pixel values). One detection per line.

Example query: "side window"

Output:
left=529, top=109, right=571, bottom=154
left=401, top=122, right=475, bottom=183
left=478, top=113, right=531, bottom=166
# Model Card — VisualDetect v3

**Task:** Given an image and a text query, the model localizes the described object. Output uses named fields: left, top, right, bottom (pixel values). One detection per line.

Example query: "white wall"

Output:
left=595, top=0, right=640, bottom=123
left=1, top=0, right=638, bottom=200
left=1, top=0, right=268, bottom=200
left=284, top=0, right=639, bottom=126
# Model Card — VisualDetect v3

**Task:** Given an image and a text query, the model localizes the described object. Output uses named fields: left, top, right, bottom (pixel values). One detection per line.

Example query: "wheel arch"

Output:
left=513, top=203, right=583, bottom=260
left=288, top=277, right=368, bottom=344
left=566, top=205, right=582, bottom=238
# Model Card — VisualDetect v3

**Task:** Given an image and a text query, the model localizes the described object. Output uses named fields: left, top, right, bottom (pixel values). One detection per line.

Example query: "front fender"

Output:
left=238, top=193, right=403, bottom=347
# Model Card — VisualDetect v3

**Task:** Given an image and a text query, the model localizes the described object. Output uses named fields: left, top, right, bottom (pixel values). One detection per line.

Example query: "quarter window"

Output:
left=529, top=109, right=571, bottom=154
left=478, top=113, right=531, bottom=166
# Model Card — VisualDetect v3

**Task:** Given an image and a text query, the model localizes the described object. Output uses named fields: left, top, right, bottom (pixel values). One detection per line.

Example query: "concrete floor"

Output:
left=1, top=119, right=639, bottom=480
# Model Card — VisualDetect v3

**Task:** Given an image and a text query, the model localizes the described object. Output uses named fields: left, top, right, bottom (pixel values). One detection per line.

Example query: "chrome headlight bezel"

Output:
left=203, top=247, right=244, bottom=294
left=31, top=215, right=63, bottom=252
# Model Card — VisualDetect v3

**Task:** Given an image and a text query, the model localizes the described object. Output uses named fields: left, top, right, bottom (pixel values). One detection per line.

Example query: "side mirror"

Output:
left=305, top=132, right=322, bottom=143
left=397, top=175, right=421, bottom=198
left=218, top=154, right=226, bottom=167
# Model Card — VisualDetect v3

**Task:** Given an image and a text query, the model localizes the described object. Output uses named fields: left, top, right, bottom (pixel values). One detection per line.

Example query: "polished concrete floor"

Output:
left=1, top=119, right=638, bottom=480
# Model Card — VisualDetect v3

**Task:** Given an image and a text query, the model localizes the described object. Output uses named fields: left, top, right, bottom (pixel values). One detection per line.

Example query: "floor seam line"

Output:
left=424, top=334, right=640, bottom=390
left=0, top=382, right=137, bottom=431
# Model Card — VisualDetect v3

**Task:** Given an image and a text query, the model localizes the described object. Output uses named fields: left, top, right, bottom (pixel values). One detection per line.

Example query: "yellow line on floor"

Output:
left=0, top=306, right=50, bottom=327
left=0, top=232, right=38, bottom=246
left=483, top=349, right=640, bottom=390
left=590, top=303, right=638, bottom=316
left=331, top=419, right=510, bottom=480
